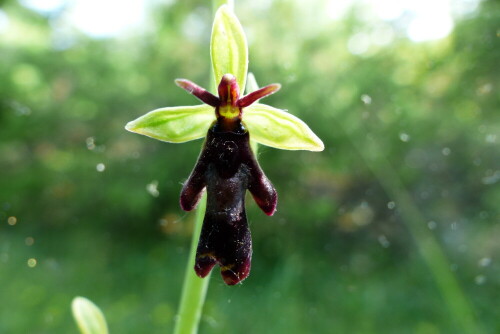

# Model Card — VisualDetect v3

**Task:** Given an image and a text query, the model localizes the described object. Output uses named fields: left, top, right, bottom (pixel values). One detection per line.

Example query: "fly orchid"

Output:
left=125, top=5, right=323, bottom=285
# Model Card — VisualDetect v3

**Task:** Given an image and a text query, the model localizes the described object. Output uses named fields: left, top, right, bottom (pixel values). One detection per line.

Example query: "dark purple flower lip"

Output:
left=178, top=86, right=278, bottom=285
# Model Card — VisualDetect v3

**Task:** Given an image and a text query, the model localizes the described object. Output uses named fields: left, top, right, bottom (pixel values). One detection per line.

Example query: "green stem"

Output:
left=173, top=193, right=209, bottom=334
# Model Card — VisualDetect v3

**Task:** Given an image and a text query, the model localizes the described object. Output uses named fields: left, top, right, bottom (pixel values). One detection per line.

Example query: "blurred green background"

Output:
left=1, top=0, right=499, bottom=333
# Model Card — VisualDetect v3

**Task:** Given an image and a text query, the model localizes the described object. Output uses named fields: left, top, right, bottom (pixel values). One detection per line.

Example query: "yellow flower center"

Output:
left=218, top=104, right=240, bottom=119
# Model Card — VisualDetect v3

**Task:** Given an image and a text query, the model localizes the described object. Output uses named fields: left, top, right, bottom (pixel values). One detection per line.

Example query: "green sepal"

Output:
left=244, top=103, right=324, bottom=151
left=125, top=105, right=215, bottom=143
left=211, top=5, right=248, bottom=93
left=71, top=297, right=109, bottom=334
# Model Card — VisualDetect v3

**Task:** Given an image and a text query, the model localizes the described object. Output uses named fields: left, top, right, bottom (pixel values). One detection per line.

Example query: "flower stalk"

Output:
left=173, top=193, right=208, bottom=334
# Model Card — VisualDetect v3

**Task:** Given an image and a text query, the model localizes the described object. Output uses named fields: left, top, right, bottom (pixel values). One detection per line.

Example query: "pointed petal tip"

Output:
left=244, top=104, right=325, bottom=152
left=124, top=120, right=147, bottom=135
left=180, top=195, right=199, bottom=212
left=124, top=121, right=136, bottom=132
left=221, top=260, right=251, bottom=285
left=265, top=207, right=277, bottom=216
left=194, top=259, right=216, bottom=278
left=222, top=273, right=241, bottom=285
left=311, top=140, right=325, bottom=152
left=271, top=83, right=281, bottom=91
left=174, top=78, right=191, bottom=91
left=174, top=79, right=220, bottom=106
left=216, top=3, right=232, bottom=14
left=174, top=78, right=187, bottom=86
left=222, top=73, right=236, bottom=81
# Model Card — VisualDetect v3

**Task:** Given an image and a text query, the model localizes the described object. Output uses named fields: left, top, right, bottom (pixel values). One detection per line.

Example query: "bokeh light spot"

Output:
left=96, top=163, right=106, bottom=172
left=7, top=216, right=17, bottom=226
left=27, top=258, right=37, bottom=268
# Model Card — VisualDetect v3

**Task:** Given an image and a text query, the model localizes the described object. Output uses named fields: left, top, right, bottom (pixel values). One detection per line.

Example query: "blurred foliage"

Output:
left=0, top=0, right=499, bottom=333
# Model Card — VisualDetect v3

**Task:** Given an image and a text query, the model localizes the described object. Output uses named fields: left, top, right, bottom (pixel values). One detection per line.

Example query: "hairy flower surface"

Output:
left=125, top=5, right=323, bottom=285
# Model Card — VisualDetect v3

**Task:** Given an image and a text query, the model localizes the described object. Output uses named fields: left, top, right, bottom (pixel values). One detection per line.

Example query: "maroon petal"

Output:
left=182, top=120, right=277, bottom=285
left=220, top=255, right=252, bottom=285
left=237, top=83, right=281, bottom=108
left=180, top=161, right=207, bottom=211
left=217, top=74, right=240, bottom=106
left=246, top=147, right=278, bottom=216
left=175, top=79, right=220, bottom=107
left=249, top=179, right=277, bottom=216
left=180, top=140, right=214, bottom=212
left=194, top=254, right=217, bottom=278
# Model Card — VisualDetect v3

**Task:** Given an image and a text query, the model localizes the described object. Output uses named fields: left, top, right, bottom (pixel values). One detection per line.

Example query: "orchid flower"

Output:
left=125, top=5, right=323, bottom=285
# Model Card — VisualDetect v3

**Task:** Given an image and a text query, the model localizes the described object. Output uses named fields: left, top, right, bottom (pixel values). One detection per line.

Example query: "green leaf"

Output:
left=71, top=297, right=109, bottom=334
left=244, top=103, right=324, bottom=151
left=125, top=105, right=215, bottom=143
left=211, top=5, right=248, bottom=93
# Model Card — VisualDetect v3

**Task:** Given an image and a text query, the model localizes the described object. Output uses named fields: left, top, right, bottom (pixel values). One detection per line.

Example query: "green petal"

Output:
left=125, top=105, right=215, bottom=143
left=71, top=297, right=109, bottom=334
left=211, top=5, right=248, bottom=93
left=244, top=103, right=324, bottom=151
